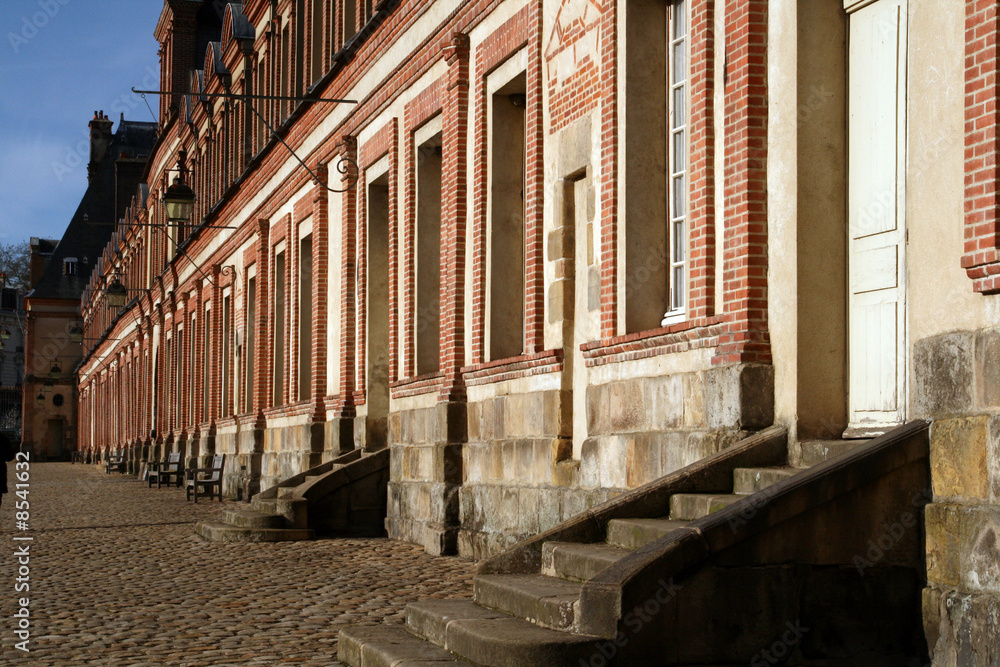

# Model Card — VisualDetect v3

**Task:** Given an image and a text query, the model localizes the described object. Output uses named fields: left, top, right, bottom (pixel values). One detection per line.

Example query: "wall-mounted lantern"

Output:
left=163, top=151, right=195, bottom=226
left=105, top=278, right=128, bottom=309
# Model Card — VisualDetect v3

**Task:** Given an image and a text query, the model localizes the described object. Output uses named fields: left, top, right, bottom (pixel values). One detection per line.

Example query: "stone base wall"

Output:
left=193, top=431, right=215, bottom=469
left=386, top=403, right=464, bottom=555
left=260, top=420, right=324, bottom=491
left=915, top=328, right=1000, bottom=663
left=213, top=425, right=264, bottom=500
left=385, top=363, right=773, bottom=559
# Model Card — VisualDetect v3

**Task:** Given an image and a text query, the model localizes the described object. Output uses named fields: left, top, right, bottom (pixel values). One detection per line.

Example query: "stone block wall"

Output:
left=261, top=420, right=323, bottom=492
left=917, top=327, right=1000, bottom=663
left=386, top=403, right=464, bottom=555
left=447, top=363, right=773, bottom=560
left=213, top=422, right=264, bottom=500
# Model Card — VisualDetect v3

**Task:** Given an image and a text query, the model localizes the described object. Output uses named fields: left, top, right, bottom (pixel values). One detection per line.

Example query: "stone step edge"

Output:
left=604, top=518, right=689, bottom=550
left=402, top=599, right=606, bottom=667
left=220, top=508, right=288, bottom=528
left=541, top=541, right=631, bottom=583
left=337, top=624, right=468, bottom=667
left=473, top=574, right=582, bottom=631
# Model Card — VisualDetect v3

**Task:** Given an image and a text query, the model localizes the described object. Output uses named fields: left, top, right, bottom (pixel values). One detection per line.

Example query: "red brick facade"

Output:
left=964, top=0, right=1000, bottom=293
left=78, top=0, right=774, bottom=479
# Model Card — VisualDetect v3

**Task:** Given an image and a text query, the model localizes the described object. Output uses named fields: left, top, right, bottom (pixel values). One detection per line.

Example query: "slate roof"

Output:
left=30, top=119, right=157, bottom=301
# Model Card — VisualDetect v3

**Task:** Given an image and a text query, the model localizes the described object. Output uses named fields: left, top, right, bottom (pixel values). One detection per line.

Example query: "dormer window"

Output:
left=64, top=257, right=79, bottom=276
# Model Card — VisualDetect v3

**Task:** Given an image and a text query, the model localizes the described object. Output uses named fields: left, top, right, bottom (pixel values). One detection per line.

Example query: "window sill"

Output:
left=390, top=372, right=444, bottom=398
left=461, top=350, right=563, bottom=387
left=580, top=316, right=725, bottom=367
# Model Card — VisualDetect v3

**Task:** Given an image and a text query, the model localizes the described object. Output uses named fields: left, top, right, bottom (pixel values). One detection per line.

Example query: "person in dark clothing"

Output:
left=0, top=431, right=18, bottom=509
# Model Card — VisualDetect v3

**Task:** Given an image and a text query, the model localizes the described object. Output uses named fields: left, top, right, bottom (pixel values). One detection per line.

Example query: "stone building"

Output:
left=76, top=0, right=998, bottom=661
left=23, top=113, right=156, bottom=460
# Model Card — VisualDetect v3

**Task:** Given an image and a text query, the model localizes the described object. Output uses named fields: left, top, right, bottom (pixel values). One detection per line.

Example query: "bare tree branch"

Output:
left=0, top=242, right=31, bottom=289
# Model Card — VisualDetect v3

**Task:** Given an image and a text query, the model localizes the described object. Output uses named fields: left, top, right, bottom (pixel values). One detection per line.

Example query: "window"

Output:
left=488, top=74, right=527, bottom=361
left=1, top=289, right=16, bottom=311
left=298, top=234, right=313, bottom=401
left=273, top=250, right=286, bottom=405
left=665, top=0, right=687, bottom=322
left=255, top=61, right=266, bottom=151
left=309, top=0, right=324, bottom=84
left=174, top=329, right=184, bottom=427
left=366, top=171, right=390, bottom=448
left=244, top=276, right=256, bottom=413
left=624, top=0, right=688, bottom=332
left=344, top=0, right=357, bottom=43
left=164, top=337, right=172, bottom=430
left=414, top=128, right=442, bottom=375
left=63, top=257, right=79, bottom=276
left=189, top=316, right=197, bottom=424
left=222, top=294, right=233, bottom=415
left=280, top=24, right=291, bottom=118
left=202, top=307, right=211, bottom=420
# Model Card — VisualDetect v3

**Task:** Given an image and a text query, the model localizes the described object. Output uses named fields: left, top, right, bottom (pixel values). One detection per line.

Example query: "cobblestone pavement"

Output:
left=0, top=463, right=475, bottom=666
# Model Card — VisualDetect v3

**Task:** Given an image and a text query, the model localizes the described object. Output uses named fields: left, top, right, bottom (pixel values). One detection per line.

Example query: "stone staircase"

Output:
left=339, top=422, right=931, bottom=666
left=195, top=448, right=390, bottom=542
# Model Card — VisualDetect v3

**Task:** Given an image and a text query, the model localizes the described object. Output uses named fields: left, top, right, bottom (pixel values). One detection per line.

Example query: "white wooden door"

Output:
left=847, top=0, right=907, bottom=434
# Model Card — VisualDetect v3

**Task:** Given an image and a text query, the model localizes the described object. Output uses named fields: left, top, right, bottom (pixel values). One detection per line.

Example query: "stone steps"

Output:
left=669, top=493, right=743, bottom=521
left=605, top=518, right=689, bottom=549
left=220, top=508, right=287, bottom=529
left=473, top=574, right=581, bottom=631
left=193, top=520, right=313, bottom=543
left=276, top=473, right=326, bottom=498
left=339, top=600, right=606, bottom=667
left=337, top=624, right=467, bottom=667
left=795, top=439, right=866, bottom=468
left=732, top=466, right=798, bottom=494
left=338, top=428, right=895, bottom=666
left=196, top=450, right=388, bottom=542
left=541, top=541, right=631, bottom=582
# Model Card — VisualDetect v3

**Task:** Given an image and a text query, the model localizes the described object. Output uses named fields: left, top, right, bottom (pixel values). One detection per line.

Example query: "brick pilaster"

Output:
left=688, top=0, right=717, bottom=319
left=209, top=267, right=223, bottom=421
left=438, top=33, right=471, bottom=402
left=524, top=0, right=545, bottom=353
left=715, top=0, right=771, bottom=364
left=253, top=220, right=271, bottom=416
left=310, top=164, right=331, bottom=419
left=334, top=136, right=359, bottom=420
left=154, top=303, right=166, bottom=441
left=469, top=9, right=531, bottom=364
left=178, top=294, right=190, bottom=435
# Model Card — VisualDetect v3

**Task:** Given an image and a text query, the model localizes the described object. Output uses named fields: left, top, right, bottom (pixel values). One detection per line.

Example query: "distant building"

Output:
left=22, top=112, right=156, bottom=460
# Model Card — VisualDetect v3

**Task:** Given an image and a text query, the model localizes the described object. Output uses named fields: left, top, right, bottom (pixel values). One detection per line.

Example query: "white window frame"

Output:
left=663, top=0, right=688, bottom=326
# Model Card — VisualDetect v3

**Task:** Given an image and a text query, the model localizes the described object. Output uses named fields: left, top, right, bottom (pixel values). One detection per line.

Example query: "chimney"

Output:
left=155, top=3, right=201, bottom=122
left=88, top=110, right=114, bottom=183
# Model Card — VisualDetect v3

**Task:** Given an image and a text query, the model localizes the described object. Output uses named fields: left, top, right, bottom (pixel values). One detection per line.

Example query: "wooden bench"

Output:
left=148, top=452, right=184, bottom=488
left=186, top=454, right=225, bottom=503
left=105, top=453, right=126, bottom=474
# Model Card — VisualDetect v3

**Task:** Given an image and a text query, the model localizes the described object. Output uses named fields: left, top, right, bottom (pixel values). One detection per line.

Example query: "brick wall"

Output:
left=79, top=0, right=775, bottom=503
left=964, top=0, right=1000, bottom=293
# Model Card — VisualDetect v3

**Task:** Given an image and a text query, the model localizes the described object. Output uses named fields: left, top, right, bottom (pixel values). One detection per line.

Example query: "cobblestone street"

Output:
left=0, top=463, right=475, bottom=666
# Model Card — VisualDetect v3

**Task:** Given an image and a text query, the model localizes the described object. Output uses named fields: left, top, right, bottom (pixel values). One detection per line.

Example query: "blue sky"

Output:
left=0, top=0, right=163, bottom=246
